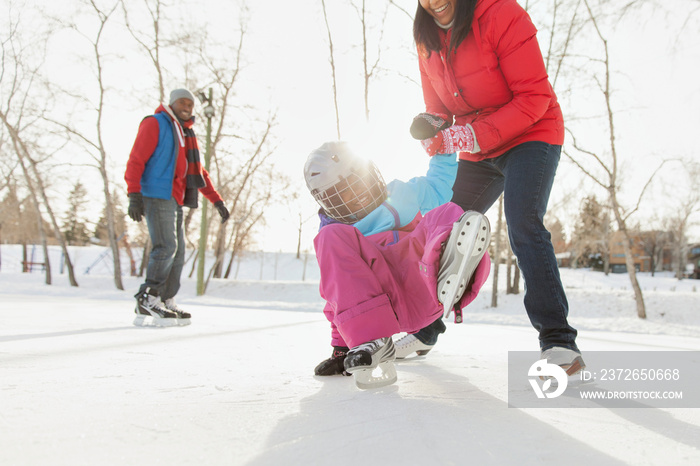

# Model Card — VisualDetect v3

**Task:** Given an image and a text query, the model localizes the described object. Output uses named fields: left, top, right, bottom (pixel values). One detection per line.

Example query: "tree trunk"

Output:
left=139, top=239, right=150, bottom=277
left=321, top=0, right=342, bottom=138
left=506, top=248, right=512, bottom=294
left=5, top=119, right=74, bottom=286
left=296, top=213, right=302, bottom=260
left=101, top=166, right=124, bottom=290
left=212, top=222, right=227, bottom=278
left=611, top=193, right=646, bottom=318
left=491, top=195, right=504, bottom=307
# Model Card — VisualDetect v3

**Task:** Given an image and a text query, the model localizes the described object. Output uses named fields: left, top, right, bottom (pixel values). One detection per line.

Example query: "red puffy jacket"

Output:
left=418, top=0, right=564, bottom=161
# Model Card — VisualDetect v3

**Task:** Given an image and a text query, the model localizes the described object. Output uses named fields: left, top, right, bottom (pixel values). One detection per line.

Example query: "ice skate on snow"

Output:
left=344, top=337, right=397, bottom=389
left=163, top=298, right=191, bottom=326
left=437, top=211, right=490, bottom=319
left=394, top=334, right=433, bottom=359
left=133, top=287, right=178, bottom=327
left=541, top=347, right=586, bottom=376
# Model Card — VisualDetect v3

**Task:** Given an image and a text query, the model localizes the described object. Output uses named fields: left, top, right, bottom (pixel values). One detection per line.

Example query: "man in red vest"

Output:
left=125, top=88, right=229, bottom=327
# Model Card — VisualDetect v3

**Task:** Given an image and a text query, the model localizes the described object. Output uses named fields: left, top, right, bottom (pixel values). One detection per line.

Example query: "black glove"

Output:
left=314, top=346, right=351, bottom=376
left=128, top=192, right=144, bottom=222
left=214, top=201, right=230, bottom=223
left=409, top=113, right=451, bottom=140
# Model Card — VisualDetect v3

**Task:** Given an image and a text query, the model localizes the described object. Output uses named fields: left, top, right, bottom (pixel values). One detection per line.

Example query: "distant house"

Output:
left=555, top=251, right=571, bottom=268
left=608, top=231, right=650, bottom=273
left=689, top=243, right=700, bottom=279
left=557, top=230, right=697, bottom=276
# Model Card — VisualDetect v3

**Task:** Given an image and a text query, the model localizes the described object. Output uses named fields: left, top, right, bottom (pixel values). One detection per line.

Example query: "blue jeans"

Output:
left=137, top=196, right=185, bottom=301
left=451, top=141, right=579, bottom=351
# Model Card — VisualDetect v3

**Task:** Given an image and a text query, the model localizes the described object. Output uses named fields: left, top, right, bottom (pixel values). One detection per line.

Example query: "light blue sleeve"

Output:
left=353, top=153, right=458, bottom=237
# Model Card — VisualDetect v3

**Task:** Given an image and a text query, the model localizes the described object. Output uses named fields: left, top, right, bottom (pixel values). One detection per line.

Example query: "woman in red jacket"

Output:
left=412, top=0, right=584, bottom=374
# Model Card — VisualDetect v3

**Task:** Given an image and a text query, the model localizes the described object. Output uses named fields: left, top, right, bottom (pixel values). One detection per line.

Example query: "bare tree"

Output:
left=638, top=229, right=670, bottom=277
left=491, top=195, right=504, bottom=307
left=185, top=8, right=293, bottom=290
left=662, top=161, right=700, bottom=279
left=387, top=0, right=413, bottom=19
left=563, top=0, right=675, bottom=318
left=10, top=142, right=52, bottom=283
left=4, top=123, right=80, bottom=285
left=350, top=0, right=388, bottom=121
left=505, top=240, right=520, bottom=294
left=121, top=0, right=167, bottom=102
left=49, top=0, right=124, bottom=290
left=0, top=6, right=78, bottom=286
left=321, top=0, right=341, bottom=138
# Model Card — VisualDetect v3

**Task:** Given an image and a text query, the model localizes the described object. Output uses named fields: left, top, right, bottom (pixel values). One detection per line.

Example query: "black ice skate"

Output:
left=133, top=287, right=178, bottom=327
left=343, top=337, right=397, bottom=389
left=437, top=211, right=490, bottom=319
left=163, top=298, right=191, bottom=326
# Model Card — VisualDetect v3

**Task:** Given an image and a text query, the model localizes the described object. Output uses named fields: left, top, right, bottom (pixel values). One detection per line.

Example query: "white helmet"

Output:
left=304, top=141, right=387, bottom=224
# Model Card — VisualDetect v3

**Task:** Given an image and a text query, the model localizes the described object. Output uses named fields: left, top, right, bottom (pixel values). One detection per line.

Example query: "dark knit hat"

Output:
left=169, top=88, right=196, bottom=106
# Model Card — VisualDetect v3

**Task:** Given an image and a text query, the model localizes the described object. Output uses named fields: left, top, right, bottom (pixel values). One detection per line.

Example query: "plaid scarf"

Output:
left=180, top=119, right=206, bottom=208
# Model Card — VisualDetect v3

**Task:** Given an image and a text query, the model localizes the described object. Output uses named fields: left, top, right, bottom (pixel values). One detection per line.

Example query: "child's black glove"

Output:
left=314, top=346, right=351, bottom=376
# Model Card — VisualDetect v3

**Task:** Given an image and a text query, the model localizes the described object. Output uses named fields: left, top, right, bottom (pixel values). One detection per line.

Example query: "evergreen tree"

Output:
left=62, top=181, right=90, bottom=246
left=570, top=196, right=611, bottom=270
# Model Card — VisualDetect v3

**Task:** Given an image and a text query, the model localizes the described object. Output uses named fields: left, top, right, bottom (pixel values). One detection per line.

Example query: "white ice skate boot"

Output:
left=133, top=287, right=178, bottom=327
left=344, top=337, right=397, bottom=389
left=163, top=298, right=191, bottom=326
left=394, top=334, right=433, bottom=359
left=541, top=347, right=586, bottom=376
left=437, top=211, right=490, bottom=319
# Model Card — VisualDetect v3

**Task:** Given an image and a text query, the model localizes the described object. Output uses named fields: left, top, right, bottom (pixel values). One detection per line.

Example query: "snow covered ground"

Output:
left=1, top=245, right=700, bottom=465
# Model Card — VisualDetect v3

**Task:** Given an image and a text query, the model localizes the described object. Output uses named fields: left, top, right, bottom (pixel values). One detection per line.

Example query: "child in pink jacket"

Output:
left=305, top=142, right=491, bottom=389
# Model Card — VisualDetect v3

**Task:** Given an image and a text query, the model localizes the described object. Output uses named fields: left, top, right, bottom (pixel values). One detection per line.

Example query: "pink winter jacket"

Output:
left=316, top=202, right=491, bottom=348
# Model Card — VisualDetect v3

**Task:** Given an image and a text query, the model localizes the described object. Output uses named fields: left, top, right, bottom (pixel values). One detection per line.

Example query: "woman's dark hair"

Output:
left=413, top=0, right=478, bottom=56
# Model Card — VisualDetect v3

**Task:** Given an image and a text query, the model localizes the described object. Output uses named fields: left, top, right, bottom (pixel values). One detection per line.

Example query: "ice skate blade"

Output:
left=438, top=211, right=491, bottom=318
left=350, top=361, right=398, bottom=390
left=177, top=318, right=191, bottom=326
left=132, top=314, right=178, bottom=327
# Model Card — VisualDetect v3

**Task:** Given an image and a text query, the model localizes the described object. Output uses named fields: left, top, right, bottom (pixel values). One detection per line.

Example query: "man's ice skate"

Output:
left=394, top=334, right=433, bottom=359
left=344, top=337, right=397, bottom=389
left=541, top=346, right=586, bottom=376
left=163, top=298, right=191, bottom=326
left=133, top=287, right=178, bottom=327
left=437, top=210, right=490, bottom=319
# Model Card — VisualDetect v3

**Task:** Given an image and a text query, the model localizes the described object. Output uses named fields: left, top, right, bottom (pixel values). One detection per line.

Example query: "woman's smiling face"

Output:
left=419, top=0, right=456, bottom=26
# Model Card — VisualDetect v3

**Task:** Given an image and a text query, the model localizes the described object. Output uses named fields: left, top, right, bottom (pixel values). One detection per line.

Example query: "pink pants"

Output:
left=314, top=202, right=490, bottom=348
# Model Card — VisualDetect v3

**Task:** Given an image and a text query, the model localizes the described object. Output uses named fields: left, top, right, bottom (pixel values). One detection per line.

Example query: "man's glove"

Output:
left=410, top=113, right=451, bottom=140
left=128, top=192, right=144, bottom=222
left=214, top=201, right=230, bottom=223
left=314, top=346, right=351, bottom=376
left=420, top=124, right=476, bottom=156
